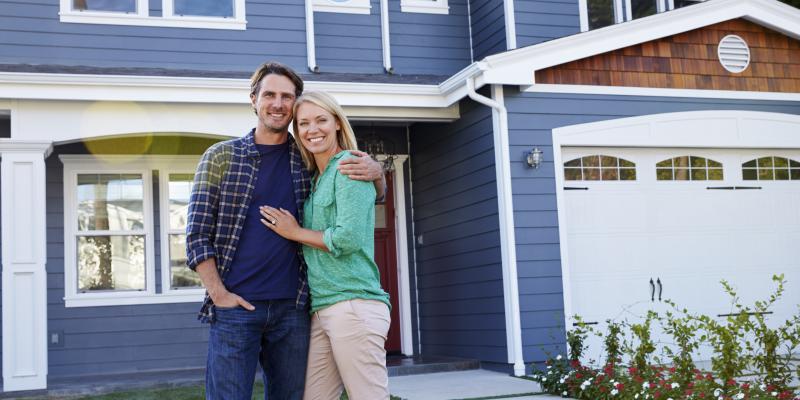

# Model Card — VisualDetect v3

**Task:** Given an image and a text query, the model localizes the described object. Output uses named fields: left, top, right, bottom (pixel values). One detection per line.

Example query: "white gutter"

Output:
left=465, top=77, right=525, bottom=377
left=380, top=0, right=394, bottom=73
left=305, top=0, right=319, bottom=73
left=503, top=0, right=518, bottom=49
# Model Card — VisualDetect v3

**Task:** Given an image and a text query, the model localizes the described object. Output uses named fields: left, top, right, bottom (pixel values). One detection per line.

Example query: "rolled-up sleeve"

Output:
left=322, top=171, right=376, bottom=257
left=186, top=146, right=223, bottom=270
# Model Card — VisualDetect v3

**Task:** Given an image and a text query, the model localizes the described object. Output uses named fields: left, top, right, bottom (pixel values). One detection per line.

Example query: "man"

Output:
left=186, top=61, right=385, bottom=400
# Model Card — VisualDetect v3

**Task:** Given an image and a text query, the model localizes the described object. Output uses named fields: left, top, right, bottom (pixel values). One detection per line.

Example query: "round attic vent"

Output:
left=717, top=35, right=750, bottom=73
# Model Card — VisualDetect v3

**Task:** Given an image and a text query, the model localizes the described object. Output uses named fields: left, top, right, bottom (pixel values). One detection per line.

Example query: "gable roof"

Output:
left=477, top=0, right=800, bottom=86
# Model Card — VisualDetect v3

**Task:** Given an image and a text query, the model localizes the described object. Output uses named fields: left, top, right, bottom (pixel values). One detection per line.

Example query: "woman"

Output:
left=259, top=91, right=391, bottom=400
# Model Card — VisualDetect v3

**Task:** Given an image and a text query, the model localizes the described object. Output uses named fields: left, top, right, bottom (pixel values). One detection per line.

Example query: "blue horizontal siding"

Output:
left=389, top=0, right=471, bottom=75
left=0, top=0, right=307, bottom=73
left=504, top=87, right=800, bottom=366
left=410, top=97, right=507, bottom=364
left=470, top=0, right=506, bottom=60
left=313, top=0, right=383, bottom=74
left=513, top=0, right=581, bottom=47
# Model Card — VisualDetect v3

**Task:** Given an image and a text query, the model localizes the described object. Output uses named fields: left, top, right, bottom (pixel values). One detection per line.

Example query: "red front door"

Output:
left=374, top=173, right=401, bottom=353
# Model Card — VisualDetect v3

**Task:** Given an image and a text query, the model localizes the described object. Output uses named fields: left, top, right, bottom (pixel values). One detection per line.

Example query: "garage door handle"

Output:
left=707, top=186, right=735, bottom=190
left=734, top=186, right=762, bottom=190
left=656, top=278, right=662, bottom=301
left=650, top=278, right=655, bottom=302
left=564, top=186, right=589, bottom=190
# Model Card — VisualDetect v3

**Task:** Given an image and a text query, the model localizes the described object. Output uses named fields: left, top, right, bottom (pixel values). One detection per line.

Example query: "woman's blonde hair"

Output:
left=292, top=91, right=359, bottom=173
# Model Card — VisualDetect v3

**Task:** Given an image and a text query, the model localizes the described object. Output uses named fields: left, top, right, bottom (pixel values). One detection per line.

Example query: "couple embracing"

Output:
left=186, top=62, right=391, bottom=400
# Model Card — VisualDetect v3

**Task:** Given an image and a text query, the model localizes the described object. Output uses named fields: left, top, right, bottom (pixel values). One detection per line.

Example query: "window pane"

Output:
left=619, top=159, right=635, bottom=168
left=759, top=169, right=774, bottom=180
left=564, top=158, right=582, bottom=167
left=630, top=0, right=657, bottom=19
left=790, top=160, right=800, bottom=168
left=791, top=169, right=800, bottom=180
left=757, top=157, right=773, bottom=168
left=77, top=174, right=144, bottom=231
left=601, top=156, right=618, bottom=167
left=169, top=234, right=201, bottom=289
left=375, top=204, right=387, bottom=229
left=690, top=156, right=706, bottom=168
left=582, top=155, right=600, bottom=167
left=601, top=168, right=618, bottom=181
left=674, top=169, right=690, bottom=181
left=691, top=169, right=706, bottom=181
left=673, top=0, right=700, bottom=8
left=708, top=169, right=723, bottom=180
left=174, top=0, right=234, bottom=17
left=74, top=0, right=136, bottom=12
left=564, top=168, right=582, bottom=180
left=584, top=168, right=601, bottom=180
left=673, top=156, right=690, bottom=168
left=743, top=169, right=757, bottom=180
left=168, top=174, right=193, bottom=231
left=656, top=159, right=672, bottom=168
left=742, top=159, right=757, bottom=168
left=708, top=159, right=722, bottom=168
left=587, top=0, right=615, bottom=30
left=775, top=169, right=790, bottom=180
left=619, top=168, right=636, bottom=180
left=774, top=157, right=789, bottom=168
left=78, top=235, right=145, bottom=292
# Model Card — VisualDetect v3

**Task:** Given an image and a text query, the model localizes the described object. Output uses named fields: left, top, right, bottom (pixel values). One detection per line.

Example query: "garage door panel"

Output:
left=565, top=193, right=647, bottom=233
left=568, top=235, right=650, bottom=277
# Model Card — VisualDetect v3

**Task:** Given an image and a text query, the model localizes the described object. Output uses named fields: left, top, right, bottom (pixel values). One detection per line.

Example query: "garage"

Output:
left=553, top=111, right=800, bottom=363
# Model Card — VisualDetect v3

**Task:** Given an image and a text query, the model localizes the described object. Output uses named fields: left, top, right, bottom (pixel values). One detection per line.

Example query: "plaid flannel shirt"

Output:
left=186, top=129, right=311, bottom=323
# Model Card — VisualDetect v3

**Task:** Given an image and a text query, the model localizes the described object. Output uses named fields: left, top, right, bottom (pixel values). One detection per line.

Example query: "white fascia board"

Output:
left=0, top=72, right=451, bottom=108
left=481, top=0, right=800, bottom=85
left=525, top=84, right=800, bottom=101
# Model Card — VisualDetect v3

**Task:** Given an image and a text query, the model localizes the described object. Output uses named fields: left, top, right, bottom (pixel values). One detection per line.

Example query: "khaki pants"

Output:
left=303, top=299, right=391, bottom=400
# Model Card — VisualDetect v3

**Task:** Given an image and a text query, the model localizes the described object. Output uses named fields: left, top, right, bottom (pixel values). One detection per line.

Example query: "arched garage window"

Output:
left=564, top=155, right=636, bottom=181
left=656, top=156, right=723, bottom=181
left=742, top=157, right=800, bottom=180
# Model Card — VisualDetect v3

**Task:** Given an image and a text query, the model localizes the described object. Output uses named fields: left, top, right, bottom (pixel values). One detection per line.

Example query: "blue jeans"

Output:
left=206, top=299, right=310, bottom=400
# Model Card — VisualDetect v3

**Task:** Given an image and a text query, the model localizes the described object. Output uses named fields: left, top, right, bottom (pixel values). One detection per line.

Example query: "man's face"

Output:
left=250, top=74, right=297, bottom=134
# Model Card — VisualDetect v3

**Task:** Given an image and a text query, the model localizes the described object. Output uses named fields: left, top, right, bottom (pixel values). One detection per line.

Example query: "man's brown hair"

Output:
left=249, top=61, right=304, bottom=98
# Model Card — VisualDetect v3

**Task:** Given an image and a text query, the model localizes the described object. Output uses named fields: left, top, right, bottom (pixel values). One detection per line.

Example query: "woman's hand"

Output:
left=259, top=206, right=300, bottom=241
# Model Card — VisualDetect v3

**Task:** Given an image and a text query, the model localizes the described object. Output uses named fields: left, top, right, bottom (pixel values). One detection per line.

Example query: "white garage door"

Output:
left=561, top=147, right=800, bottom=363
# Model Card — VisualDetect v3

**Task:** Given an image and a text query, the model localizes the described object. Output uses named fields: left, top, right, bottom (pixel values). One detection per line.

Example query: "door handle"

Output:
left=649, top=278, right=655, bottom=302
left=656, top=278, right=662, bottom=301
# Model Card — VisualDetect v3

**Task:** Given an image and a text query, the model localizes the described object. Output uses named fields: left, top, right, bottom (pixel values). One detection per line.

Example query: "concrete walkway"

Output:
left=388, top=369, right=559, bottom=400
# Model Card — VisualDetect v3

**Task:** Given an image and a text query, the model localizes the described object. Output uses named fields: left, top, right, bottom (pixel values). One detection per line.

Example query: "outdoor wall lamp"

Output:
left=526, top=147, right=544, bottom=169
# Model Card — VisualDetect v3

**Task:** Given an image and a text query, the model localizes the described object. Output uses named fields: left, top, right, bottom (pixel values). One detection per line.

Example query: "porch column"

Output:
left=0, top=140, right=52, bottom=392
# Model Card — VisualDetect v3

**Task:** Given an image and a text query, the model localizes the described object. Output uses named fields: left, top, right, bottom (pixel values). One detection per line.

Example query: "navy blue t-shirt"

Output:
left=226, top=141, right=300, bottom=301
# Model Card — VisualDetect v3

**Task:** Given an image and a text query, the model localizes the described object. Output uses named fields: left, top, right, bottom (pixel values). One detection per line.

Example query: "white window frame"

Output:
left=61, top=155, right=203, bottom=307
left=578, top=0, right=624, bottom=32
left=312, top=0, right=372, bottom=15
left=58, top=0, right=247, bottom=30
left=401, top=0, right=449, bottom=14
left=158, top=160, right=205, bottom=297
left=624, top=0, right=667, bottom=22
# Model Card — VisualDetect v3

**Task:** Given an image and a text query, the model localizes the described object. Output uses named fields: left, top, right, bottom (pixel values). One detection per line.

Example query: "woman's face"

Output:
left=296, top=102, right=341, bottom=157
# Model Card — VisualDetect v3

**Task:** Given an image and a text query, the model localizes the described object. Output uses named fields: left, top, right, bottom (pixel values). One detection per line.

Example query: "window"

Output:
left=62, top=155, right=203, bottom=307
left=564, top=155, right=636, bottom=181
left=742, top=157, right=800, bottom=181
left=626, top=0, right=662, bottom=21
left=59, top=0, right=247, bottom=30
left=580, top=0, right=622, bottom=31
left=401, top=0, right=449, bottom=14
left=656, top=156, right=723, bottom=181
left=313, top=0, right=372, bottom=14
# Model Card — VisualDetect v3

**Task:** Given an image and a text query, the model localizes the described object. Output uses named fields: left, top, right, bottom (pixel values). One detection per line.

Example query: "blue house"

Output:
left=1, top=0, right=799, bottom=393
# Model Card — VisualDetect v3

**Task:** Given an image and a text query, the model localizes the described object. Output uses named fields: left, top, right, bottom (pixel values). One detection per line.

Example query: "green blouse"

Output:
left=302, top=151, right=390, bottom=314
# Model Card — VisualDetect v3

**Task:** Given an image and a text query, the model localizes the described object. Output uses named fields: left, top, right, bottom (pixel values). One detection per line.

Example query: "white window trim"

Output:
left=58, top=0, right=247, bottom=30
left=312, top=0, right=372, bottom=15
left=578, top=0, right=624, bottom=32
left=158, top=161, right=205, bottom=297
left=61, top=155, right=203, bottom=307
left=401, top=0, right=449, bottom=14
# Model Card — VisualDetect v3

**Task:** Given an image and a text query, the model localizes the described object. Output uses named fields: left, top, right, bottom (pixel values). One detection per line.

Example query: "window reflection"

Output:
left=174, top=0, right=234, bottom=17
left=564, top=155, right=636, bottom=181
left=78, top=235, right=145, bottom=291
left=742, top=156, right=800, bottom=181
left=77, top=174, right=144, bottom=231
left=73, top=0, right=136, bottom=13
left=656, top=156, right=723, bottom=181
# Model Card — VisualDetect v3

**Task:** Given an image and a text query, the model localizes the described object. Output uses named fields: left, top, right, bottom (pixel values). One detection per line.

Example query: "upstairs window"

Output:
left=581, top=0, right=622, bottom=30
left=742, top=157, right=800, bottom=181
left=564, top=155, right=636, bottom=181
left=401, top=0, right=449, bottom=14
left=59, top=0, right=247, bottom=30
left=656, top=156, right=723, bottom=181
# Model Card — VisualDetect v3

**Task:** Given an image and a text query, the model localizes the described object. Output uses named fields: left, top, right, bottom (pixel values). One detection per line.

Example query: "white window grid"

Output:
left=742, top=156, right=800, bottom=181
left=579, top=0, right=671, bottom=32
left=59, top=0, right=247, bottom=30
left=563, top=154, right=637, bottom=181
left=61, top=155, right=203, bottom=307
left=656, top=155, right=724, bottom=181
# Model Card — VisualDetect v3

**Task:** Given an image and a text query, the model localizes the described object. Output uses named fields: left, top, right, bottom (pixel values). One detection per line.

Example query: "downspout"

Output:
left=305, top=0, right=319, bottom=72
left=465, top=76, right=525, bottom=377
left=504, top=0, right=518, bottom=49
left=380, top=0, right=394, bottom=73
